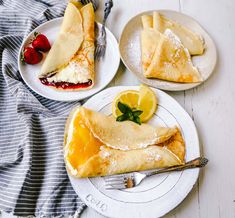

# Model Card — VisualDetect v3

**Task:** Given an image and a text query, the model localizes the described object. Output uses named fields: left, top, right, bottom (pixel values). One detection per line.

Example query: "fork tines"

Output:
left=104, top=175, right=128, bottom=190
left=94, top=44, right=105, bottom=61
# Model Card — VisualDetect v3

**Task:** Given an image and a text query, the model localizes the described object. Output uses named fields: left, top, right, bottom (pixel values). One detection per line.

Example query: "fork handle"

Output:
left=103, top=0, right=113, bottom=26
left=146, top=157, right=208, bottom=177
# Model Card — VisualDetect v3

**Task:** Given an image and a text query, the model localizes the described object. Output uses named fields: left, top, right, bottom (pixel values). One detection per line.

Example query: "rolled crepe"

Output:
left=64, top=107, right=185, bottom=178
left=39, top=3, right=95, bottom=91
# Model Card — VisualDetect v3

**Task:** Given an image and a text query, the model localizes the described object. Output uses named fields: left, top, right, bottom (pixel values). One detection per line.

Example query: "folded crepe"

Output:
left=64, top=107, right=185, bottom=178
left=141, top=12, right=202, bottom=83
left=141, top=28, right=202, bottom=83
left=143, top=12, right=204, bottom=55
left=39, top=3, right=95, bottom=91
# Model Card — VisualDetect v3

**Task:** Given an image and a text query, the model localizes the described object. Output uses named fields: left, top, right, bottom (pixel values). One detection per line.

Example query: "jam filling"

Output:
left=40, top=78, right=92, bottom=89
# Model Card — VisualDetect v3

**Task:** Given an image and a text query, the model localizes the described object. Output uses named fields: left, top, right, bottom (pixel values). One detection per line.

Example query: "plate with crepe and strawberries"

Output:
left=18, top=2, right=120, bottom=101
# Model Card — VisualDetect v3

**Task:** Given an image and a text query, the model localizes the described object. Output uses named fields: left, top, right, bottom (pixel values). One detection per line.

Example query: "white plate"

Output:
left=119, top=10, right=217, bottom=91
left=18, top=18, right=120, bottom=101
left=68, top=86, right=200, bottom=218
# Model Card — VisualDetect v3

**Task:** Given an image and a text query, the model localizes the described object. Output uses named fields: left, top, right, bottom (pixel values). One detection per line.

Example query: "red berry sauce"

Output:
left=40, top=78, right=92, bottom=89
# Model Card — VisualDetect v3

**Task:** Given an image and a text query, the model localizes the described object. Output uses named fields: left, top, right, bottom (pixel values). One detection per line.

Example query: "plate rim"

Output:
left=67, top=86, right=200, bottom=218
left=17, top=17, right=120, bottom=102
left=119, top=9, right=217, bottom=91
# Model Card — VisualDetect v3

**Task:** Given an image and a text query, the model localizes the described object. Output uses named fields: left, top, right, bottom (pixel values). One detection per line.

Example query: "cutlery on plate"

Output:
left=80, top=0, right=99, bottom=11
left=95, top=0, right=113, bottom=60
left=104, top=157, right=208, bottom=190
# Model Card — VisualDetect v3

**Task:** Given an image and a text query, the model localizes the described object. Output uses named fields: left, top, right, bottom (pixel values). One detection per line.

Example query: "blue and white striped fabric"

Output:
left=0, top=0, right=86, bottom=217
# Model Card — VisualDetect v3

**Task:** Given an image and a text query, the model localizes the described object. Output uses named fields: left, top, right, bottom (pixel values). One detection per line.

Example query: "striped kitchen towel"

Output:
left=0, top=0, right=86, bottom=217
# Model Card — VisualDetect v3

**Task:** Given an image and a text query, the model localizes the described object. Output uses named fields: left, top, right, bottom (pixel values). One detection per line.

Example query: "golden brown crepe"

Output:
left=141, top=15, right=153, bottom=29
left=142, top=29, right=202, bottom=83
left=152, top=12, right=204, bottom=55
left=39, top=3, right=95, bottom=91
left=141, top=12, right=204, bottom=83
left=64, top=107, right=185, bottom=178
left=141, top=28, right=161, bottom=73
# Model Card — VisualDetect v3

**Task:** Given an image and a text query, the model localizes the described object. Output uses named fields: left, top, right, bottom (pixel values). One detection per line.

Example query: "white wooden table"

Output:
left=81, top=0, right=235, bottom=217
left=1, top=0, right=235, bottom=217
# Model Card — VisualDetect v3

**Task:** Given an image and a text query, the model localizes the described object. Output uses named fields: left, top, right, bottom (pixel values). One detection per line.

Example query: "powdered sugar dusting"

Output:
left=110, top=159, right=117, bottom=168
left=144, top=149, right=162, bottom=162
left=164, top=29, right=191, bottom=61
left=100, top=146, right=111, bottom=159
left=163, top=28, right=195, bottom=72
left=164, top=29, right=181, bottom=49
left=184, top=47, right=192, bottom=62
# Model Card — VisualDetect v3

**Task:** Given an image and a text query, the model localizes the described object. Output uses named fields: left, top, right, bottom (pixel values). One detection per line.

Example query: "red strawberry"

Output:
left=21, top=47, right=43, bottom=65
left=32, top=32, right=51, bottom=52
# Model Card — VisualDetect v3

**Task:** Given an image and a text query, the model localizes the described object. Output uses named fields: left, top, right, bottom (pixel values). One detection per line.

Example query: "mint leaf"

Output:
left=117, top=102, right=132, bottom=113
left=116, top=114, right=128, bottom=122
left=126, top=111, right=133, bottom=121
left=134, top=117, right=141, bottom=125
left=133, top=110, right=143, bottom=117
left=116, top=101, right=143, bottom=125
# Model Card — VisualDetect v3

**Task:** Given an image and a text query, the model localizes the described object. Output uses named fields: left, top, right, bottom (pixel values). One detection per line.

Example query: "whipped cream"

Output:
left=47, top=60, right=90, bottom=84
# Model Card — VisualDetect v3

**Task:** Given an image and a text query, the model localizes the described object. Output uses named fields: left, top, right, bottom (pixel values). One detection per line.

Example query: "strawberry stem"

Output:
left=20, top=51, right=25, bottom=63
left=31, top=32, right=40, bottom=43
left=34, top=32, right=40, bottom=37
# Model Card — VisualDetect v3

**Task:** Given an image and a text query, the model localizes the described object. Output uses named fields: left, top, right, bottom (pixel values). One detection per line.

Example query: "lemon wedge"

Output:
left=138, top=84, right=157, bottom=122
left=112, top=90, right=139, bottom=117
left=112, top=85, right=157, bottom=122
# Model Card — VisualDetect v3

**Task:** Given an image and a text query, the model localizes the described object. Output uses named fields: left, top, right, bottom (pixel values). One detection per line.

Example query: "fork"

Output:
left=80, top=0, right=99, bottom=11
left=94, top=0, right=113, bottom=60
left=104, top=157, right=208, bottom=190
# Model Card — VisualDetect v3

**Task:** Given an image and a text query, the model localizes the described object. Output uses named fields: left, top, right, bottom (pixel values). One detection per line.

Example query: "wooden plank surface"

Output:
left=81, top=0, right=235, bottom=217
left=1, top=0, right=235, bottom=217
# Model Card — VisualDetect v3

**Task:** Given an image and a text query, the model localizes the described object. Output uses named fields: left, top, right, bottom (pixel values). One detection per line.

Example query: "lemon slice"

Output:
left=112, top=85, right=157, bottom=122
left=138, top=84, right=157, bottom=122
left=112, top=90, right=139, bottom=117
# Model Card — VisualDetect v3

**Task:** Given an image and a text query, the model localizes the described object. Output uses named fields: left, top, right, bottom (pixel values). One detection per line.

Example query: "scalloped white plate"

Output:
left=119, top=10, right=217, bottom=91
left=68, top=86, right=200, bottom=218
left=18, top=18, right=120, bottom=101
